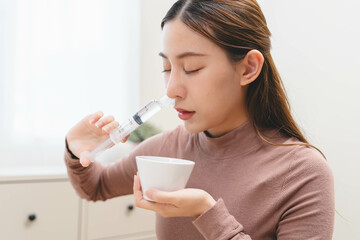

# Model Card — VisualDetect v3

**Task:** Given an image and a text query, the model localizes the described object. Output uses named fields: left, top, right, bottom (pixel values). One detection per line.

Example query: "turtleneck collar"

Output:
left=195, top=121, right=263, bottom=160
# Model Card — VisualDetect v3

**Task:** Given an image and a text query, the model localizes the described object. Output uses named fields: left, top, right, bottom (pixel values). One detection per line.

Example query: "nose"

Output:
left=165, top=70, right=186, bottom=100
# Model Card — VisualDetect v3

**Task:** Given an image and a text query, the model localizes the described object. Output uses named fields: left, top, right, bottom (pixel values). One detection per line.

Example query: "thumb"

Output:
left=79, top=151, right=92, bottom=167
left=146, top=188, right=175, bottom=204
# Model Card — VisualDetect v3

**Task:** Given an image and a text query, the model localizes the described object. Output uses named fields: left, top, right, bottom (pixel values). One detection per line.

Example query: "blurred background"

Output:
left=0, top=0, right=359, bottom=239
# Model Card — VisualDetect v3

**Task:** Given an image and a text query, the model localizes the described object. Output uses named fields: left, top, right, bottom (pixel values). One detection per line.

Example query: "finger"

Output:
left=88, top=111, right=104, bottom=124
left=133, top=174, right=143, bottom=201
left=133, top=175, right=179, bottom=217
left=134, top=175, right=159, bottom=205
left=134, top=173, right=142, bottom=192
left=134, top=175, right=151, bottom=206
left=120, top=134, right=130, bottom=143
left=145, top=188, right=177, bottom=205
left=133, top=175, right=170, bottom=212
left=102, top=121, right=119, bottom=134
left=79, top=151, right=92, bottom=167
left=95, top=115, right=114, bottom=128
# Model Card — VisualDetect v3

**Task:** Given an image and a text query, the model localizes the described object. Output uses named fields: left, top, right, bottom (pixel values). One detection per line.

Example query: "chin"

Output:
left=183, top=121, right=207, bottom=134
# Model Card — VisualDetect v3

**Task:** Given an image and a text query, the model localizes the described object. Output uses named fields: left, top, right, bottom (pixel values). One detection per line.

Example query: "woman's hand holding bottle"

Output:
left=66, top=111, right=127, bottom=167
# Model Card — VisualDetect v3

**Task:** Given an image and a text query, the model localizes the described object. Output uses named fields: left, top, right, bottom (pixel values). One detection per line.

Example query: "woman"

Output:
left=65, top=0, right=334, bottom=239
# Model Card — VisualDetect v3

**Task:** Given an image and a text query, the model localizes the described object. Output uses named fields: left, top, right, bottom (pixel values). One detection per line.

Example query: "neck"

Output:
left=205, top=116, right=249, bottom=138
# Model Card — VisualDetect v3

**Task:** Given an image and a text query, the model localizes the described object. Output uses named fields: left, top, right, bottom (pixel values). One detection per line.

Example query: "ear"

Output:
left=237, top=49, right=264, bottom=86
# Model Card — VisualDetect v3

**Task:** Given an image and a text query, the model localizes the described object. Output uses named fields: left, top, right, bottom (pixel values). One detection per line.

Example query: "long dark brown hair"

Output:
left=161, top=0, right=324, bottom=156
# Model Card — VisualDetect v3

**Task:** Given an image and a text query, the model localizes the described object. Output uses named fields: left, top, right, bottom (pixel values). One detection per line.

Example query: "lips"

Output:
left=175, top=108, right=195, bottom=121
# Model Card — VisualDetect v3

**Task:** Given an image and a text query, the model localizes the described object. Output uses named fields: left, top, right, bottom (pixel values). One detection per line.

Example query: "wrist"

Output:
left=65, top=138, right=79, bottom=159
left=197, top=194, right=216, bottom=217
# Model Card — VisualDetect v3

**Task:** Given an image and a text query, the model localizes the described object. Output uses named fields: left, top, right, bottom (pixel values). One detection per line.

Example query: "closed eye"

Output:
left=184, top=68, right=203, bottom=74
left=162, top=69, right=171, bottom=73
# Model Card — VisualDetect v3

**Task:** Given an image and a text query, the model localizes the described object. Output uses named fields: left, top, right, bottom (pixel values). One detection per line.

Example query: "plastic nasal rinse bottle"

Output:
left=86, top=95, right=174, bottom=162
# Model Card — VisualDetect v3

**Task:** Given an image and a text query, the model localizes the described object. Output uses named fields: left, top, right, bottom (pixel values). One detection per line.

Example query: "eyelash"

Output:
left=185, top=69, right=201, bottom=74
left=161, top=68, right=202, bottom=74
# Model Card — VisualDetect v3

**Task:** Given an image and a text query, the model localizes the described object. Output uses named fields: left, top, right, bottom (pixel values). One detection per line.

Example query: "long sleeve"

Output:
left=64, top=122, right=335, bottom=239
left=275, top=150, right=335, bottom=239
left=193, top=199, right=252, bottom=240
left=193, top=148, right=334, bottom=240
left=64, top=132, right=167, bottom=201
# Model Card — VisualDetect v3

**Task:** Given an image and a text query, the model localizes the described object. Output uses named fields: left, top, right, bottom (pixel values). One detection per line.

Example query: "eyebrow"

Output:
left=159, top=51, right=207, bottom=59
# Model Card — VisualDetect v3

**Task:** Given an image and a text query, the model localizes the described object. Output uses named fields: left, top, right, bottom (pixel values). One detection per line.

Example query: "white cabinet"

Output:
left=0, top=168, right=156, bottom=240
left=0, top=176, right=80, bottom=240
left=82, top=195, right=156, bottom=240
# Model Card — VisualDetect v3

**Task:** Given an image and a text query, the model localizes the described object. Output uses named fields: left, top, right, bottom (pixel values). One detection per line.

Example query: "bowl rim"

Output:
left=136, top=156, right=195, bottom=166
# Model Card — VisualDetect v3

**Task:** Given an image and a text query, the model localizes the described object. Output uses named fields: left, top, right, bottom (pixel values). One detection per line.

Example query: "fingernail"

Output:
left=103, top=126, right=110, bottom=132
left=146, top=190, right=152, bottom=199
left=80, top=158, right=85, bottom=167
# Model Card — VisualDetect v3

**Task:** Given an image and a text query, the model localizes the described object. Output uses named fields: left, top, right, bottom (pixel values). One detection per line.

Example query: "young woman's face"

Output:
left=161, top=19, right=249, bottom=137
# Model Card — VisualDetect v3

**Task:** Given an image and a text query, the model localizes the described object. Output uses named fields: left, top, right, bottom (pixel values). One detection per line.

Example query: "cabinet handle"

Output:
left=28, top=214, right=36, bottom=221
left=127, top=204, right=134, bottom=211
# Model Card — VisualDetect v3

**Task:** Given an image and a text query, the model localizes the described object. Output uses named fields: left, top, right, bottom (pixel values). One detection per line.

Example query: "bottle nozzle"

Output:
left=158, top=95, right=175, bottom=108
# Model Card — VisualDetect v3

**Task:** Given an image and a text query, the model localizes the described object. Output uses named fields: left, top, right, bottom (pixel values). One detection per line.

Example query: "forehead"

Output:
left=161, top=19, right=220, bottom=57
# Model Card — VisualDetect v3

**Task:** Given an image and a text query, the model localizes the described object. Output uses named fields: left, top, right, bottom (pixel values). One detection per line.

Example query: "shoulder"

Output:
left=262, top=130, right=333, bottom=181
left=275, top=143, right=335, bottom=237
left=273, top=144, right=335, bottom=239
left=291, top=144, right=332, bottom=178
left=258, top=130, right=334, bottom=192
left=280, top=143, right=334, bottom=194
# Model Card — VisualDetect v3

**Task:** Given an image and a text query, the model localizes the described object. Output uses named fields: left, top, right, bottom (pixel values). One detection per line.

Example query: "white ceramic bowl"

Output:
left=136, top=156, right=195, bottom=201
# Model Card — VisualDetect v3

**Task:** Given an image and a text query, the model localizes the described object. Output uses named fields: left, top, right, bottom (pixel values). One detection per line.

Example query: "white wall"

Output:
left=257, top=1, right=360, bottom=239
left=0, top=0, right=140, bottom=168
left=139, top=0, right=181, bottom=131
left=140, top=1, right=360, bottom=239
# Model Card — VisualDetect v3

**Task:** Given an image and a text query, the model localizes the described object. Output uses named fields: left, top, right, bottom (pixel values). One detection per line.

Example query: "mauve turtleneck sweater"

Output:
left=64, top=121, right=334, bottom=240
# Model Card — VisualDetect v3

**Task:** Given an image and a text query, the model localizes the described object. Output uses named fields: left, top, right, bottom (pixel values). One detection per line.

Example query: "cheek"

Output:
left=201, top=66, right=239, bottom=100
left=196, top=69, right=241, bottom=115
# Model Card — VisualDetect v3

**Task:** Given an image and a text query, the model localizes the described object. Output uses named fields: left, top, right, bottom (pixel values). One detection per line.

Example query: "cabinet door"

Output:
left=85, top=195, right=156, bottom=239
left=0, top=181, right=79, bottom=240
